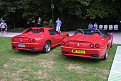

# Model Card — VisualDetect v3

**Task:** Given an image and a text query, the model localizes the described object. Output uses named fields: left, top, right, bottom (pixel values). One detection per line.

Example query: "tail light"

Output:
left=95, top=43, right=100, bottom=48
left=90, top=43, right=94, bottom=48
left=32, top=39, right=35, bottom=43
left=28, top=39, right=31, bottom=43
left=66, top=42, right=69, bottom=46
left=62, top=41, right=65, bottom=45
left=61, top=41, right=69, bottom=46
left=28, top=39, right=35, bottom=43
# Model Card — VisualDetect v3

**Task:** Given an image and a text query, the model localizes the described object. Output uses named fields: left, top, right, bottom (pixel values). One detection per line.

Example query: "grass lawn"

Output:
left=0, top=37, right=120, bottom=81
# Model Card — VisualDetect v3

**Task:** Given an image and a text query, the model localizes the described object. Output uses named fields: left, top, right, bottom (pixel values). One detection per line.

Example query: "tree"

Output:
left=0, top=0, right=121, bottom=30
left=0, top=0, right=52, bottom=28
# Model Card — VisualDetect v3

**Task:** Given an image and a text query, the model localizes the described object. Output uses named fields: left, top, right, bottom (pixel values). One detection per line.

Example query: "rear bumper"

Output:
left=11, top=42, right=44, bottom=51
left=61, top=46, right=106, bottom=59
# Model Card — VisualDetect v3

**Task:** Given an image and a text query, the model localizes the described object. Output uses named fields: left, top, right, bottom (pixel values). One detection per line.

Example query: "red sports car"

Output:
left=11, top=27, right=69, bottom=52
left=61, top=29, right=113, bottom=60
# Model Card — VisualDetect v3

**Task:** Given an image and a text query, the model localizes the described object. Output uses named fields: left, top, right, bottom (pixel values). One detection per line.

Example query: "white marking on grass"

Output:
left=108, top=46, right=121, bottom=81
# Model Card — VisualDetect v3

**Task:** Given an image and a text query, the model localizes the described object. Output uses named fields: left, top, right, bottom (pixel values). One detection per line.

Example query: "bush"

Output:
left=8, top=27, right=26, bottom=32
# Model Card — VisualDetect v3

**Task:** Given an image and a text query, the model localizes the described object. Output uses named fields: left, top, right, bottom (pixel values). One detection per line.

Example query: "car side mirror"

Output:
left=110, top=33, right=113, bottom=35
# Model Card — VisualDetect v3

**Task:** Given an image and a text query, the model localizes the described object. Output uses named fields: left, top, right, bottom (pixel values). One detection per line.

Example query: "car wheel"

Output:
left=103, top=47, right=108, bottom=60
left=111, top=39, right=113, bottom=48
left=43, top=41, right=51, bottom=53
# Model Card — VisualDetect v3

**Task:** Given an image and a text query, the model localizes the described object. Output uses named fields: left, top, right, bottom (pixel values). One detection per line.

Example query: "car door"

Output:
left=49, top=29, right=63, bottom=46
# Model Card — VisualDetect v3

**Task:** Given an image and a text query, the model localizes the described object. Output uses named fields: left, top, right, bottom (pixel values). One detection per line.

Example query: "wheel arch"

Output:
left=46, top=40, right=51, bottom=46
left=43, top=40, right=52, bottom=53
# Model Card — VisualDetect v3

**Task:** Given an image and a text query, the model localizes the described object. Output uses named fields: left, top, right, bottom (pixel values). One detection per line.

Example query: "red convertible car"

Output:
left=61, top=29, right=113, bottom=60
left=11, top=27, right=69, bottom=52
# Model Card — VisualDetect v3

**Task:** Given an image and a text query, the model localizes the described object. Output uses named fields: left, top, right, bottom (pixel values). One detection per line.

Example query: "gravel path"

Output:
left=0, top=31, right=121, bottom=44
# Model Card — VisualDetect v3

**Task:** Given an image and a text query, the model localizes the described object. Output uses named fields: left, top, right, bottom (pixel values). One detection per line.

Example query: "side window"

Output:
left=104, top=32, right=109, bottom=38
left=74, top=30, right=83, bottom=35
left=40, top=28, right=44, bottom=32
left=100, top=30, right=109, bottom=37
left=27, top=28, right=44, bottom=33
left=94, top=30, right=100, bottom=35
left=49, top=29, right=59, bottom=35
left=77, top=30, right=83, bottom=34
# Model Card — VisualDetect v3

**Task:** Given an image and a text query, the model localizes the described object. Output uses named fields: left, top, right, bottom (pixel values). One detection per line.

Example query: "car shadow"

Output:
left=62, top=55, right=103, bottom=63
left=11, top=44, right=61, bottom=56
left=13, top=49, right=45, bottom=56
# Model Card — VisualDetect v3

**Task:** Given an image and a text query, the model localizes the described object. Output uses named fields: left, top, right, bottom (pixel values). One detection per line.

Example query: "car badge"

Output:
left=77, top=43, right=80, bottom=46
left=101, top=39, right=104, bottom=40
left=41, top=35, right=44, bottom=37
left=20, top=39, right=22, bottom=41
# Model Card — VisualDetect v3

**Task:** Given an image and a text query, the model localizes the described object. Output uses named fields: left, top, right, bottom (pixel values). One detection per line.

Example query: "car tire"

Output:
left=111, top=39, right=113, bottom=48
left=43, top=41, right=51, bottom=53
left=103, top=47, right=108, bottom=60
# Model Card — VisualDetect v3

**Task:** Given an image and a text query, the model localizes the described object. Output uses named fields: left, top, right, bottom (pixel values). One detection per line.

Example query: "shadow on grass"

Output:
left=61, top=55, right=103, bottom=64
left=13, top=50, right=44, bottom=56
left=12, top=45, right=61, bottom=56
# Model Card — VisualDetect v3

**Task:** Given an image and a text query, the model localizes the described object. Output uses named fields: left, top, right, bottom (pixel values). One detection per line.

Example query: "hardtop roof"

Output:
left=30, top=27, right=53, bottom=30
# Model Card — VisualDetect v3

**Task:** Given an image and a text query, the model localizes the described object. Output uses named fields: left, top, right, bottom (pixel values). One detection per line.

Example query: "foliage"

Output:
left=87, top=1, right=120, bottom=20
left=8, top=27, right=26, bottom=32
left=0, top=0, right=121, bottom=31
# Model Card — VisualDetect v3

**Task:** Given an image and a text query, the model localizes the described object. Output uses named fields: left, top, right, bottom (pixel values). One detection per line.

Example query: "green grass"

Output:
left=0, top=37, right=120, bottom=81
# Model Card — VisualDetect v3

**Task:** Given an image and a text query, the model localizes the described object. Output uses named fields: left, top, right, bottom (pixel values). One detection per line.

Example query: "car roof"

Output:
left=30, top=27, right=53, bottom=30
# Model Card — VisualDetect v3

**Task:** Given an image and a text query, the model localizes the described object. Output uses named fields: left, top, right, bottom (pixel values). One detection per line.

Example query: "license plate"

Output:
left=72, top=49, right=85, bottom=54
left=18, top=44, right=25, bottom=47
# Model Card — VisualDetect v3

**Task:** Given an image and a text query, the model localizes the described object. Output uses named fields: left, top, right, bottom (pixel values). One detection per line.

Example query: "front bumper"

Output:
left=61, top=46, right=106, bottom=59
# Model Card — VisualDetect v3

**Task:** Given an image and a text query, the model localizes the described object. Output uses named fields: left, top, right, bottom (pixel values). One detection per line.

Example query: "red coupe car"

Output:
left=61, top=29, right=113, bottom=60
left=11, top=27, right=69, bottom=52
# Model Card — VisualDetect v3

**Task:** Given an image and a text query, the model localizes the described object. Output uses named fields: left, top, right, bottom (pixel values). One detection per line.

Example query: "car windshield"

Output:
left=100, top=30, right=109, bottom=37
left=27, top=28, right=44, bottom=33
left=75, top=29, right=94, bottom=35
left=75, top=29, right=109, bottom=37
